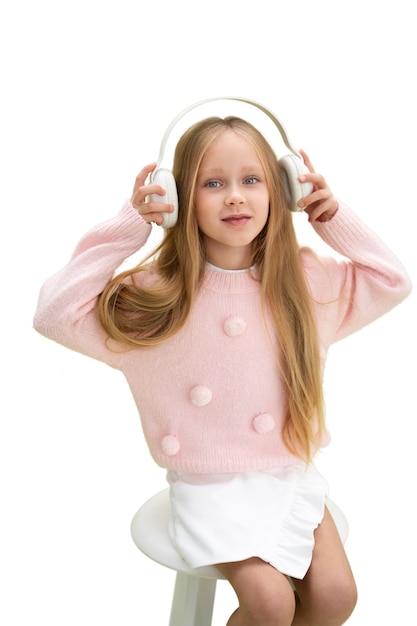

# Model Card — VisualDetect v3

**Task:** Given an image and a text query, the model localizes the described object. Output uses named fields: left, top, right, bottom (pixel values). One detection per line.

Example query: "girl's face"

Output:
left=195, top=130, right=270, bottom=270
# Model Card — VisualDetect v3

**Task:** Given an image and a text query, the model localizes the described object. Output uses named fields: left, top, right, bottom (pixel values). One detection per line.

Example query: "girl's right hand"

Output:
left=130, top=163, right=175, bottom=226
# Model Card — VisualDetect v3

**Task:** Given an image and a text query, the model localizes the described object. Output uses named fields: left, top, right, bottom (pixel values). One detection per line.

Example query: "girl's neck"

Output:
left=206, top=262, right=254, bottom=274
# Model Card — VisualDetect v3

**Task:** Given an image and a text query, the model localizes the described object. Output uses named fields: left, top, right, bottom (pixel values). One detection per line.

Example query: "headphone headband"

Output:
left=150, top=96, right=312, bottom=227
left=154, top=96, right=300, bottom=168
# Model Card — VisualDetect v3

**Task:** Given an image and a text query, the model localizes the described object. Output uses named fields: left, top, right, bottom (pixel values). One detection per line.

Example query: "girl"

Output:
left=34, top=114, right=411, bottom=625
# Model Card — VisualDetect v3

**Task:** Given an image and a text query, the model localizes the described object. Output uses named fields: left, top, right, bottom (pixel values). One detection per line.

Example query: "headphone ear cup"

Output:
left=279, top=154, right=313, bottom=212
left=151, top=168, right=179, bottom=228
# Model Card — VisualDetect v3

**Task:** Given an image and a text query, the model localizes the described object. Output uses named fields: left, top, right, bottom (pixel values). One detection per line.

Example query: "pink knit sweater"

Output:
left=33, top=201, right=411, bottom=473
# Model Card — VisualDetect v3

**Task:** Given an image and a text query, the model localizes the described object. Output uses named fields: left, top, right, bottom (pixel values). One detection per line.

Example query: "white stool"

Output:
left=130, top=487, right=349, bottom=626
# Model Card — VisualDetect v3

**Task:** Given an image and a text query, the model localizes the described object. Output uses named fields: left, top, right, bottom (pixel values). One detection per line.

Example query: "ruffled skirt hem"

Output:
left=167, top=462, right=328, bottom=580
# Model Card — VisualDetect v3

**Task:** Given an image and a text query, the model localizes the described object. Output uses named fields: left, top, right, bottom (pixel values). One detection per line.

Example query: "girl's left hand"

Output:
left=297, top=150, right=339, bottom=223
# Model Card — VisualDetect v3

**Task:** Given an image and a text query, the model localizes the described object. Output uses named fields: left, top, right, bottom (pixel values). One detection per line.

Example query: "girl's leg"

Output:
left=291, top=506, right=358, bottom=626
left=216, top=557, right=296, bottom=626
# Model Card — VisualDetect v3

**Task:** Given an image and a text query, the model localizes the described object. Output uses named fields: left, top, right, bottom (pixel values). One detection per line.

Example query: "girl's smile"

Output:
left=222, top=214, right=252, bottom=226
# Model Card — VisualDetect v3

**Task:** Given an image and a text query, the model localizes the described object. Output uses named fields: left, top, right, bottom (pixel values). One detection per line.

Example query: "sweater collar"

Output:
left=203, top=264, right=260, bottom=293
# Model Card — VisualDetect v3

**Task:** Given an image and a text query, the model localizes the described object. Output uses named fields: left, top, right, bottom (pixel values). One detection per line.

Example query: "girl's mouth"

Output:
left=222, top=215, right=251, bottom=226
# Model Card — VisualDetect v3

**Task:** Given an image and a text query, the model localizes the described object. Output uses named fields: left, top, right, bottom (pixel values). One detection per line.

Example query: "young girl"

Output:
left=34, top=113, right=411, bottom=626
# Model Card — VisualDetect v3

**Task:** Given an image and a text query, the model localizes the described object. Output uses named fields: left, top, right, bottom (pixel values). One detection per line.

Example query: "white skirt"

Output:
left=166, top=462, right=328, bottom=580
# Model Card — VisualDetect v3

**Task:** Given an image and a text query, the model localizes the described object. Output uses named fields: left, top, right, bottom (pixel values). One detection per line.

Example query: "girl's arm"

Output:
left=33, top=201, right=152, bottom=365
left=297, top=151, right=411, bottom=345
left=305, top=201, right=412, bottom=346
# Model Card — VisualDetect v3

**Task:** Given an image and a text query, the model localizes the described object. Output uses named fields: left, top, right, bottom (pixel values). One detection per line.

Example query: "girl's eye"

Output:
left=244, top=176, right=258, bottom=185
left=206, top=181, right=221, bottom=188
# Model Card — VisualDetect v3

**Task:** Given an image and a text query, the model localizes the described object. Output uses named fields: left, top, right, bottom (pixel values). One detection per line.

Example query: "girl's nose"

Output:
left=225, top=188, right=246, bottom=206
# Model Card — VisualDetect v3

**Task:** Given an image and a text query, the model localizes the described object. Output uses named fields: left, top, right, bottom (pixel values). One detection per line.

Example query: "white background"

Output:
left=1, top=1, right=416, bottom=624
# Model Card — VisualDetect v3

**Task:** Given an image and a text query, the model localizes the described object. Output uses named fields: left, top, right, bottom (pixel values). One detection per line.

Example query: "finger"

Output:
left=308, top=206, right=338, bottom=223
left=299, top=184, right=335, bottom=210
left=132, top=183, right=166, bottom=206
left=134, top=201, right=174, bottom=225
left=315, top=208, right=338, bottom=222
left=305, top=198, right=339, bottom=222
left=142, top=208, right=173, bottom=226
left=299, top=149, right=315, bottom=173
left=140, top=212, right=165, bottom=226
left=132, top=163, right=158, bottom=195
left=299, top=171, right=327, bottom=190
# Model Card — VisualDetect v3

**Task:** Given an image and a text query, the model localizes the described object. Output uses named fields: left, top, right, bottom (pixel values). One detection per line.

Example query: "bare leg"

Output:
left=291, top=507, right=358, bottom=626
left=216, top=557, right=296, bottom=626
left=216, top=506, right=357, bottom=626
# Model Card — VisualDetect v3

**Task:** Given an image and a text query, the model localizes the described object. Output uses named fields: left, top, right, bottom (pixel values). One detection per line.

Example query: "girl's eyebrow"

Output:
left=197, top=167, right=225, bottom=176
left=198, top=165, right=264, bottom=176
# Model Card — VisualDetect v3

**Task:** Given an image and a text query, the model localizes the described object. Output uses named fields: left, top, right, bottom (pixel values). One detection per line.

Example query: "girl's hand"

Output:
left=131, top=163, right=175, bottom=226
left=297, top=150, right=339, bottom=223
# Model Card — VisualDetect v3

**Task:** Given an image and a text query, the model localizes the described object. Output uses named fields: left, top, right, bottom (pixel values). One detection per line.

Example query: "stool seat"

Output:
left=131, top=488, right=225, bottom=580
left=130, top=487, right=349, bottom=625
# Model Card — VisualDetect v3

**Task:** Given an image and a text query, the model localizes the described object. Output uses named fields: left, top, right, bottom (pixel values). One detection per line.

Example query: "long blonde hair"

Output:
left=98, top=116, right=325, bottom=461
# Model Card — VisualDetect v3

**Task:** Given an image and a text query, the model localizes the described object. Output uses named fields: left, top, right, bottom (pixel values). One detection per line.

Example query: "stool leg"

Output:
left=169, top=571, right=217, bottom=626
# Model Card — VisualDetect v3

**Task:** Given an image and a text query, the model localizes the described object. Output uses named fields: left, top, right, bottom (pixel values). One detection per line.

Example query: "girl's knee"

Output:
left=305, top=576, right=358, bottom=626
left=219, top=558, right=296, bottom=626
left=331, top=577, right=358, bottom=623
left=243, top=583, right=296, bottom=625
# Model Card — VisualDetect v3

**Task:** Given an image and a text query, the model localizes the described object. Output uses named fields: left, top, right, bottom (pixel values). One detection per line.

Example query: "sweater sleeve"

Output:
left=304, top=201, right=412, bottom=348
left=33, top=201, right=152, bottom=366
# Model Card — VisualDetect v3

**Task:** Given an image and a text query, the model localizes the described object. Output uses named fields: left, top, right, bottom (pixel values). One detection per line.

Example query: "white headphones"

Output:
left=150, top=96, right=313, bottom=228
